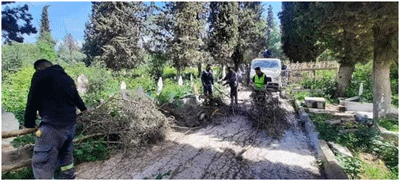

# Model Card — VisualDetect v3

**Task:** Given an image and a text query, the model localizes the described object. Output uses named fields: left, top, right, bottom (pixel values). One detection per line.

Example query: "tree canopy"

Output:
left=2, top=2, right=37, bottom=43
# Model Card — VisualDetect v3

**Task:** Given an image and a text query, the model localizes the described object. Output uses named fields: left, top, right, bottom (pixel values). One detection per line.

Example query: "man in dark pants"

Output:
left=201, top=64, right=214, bottom=99
left=23, top=59, right=87, bottom=179
left=251, top=67, right=271, bottom=104
left=222, top=67, right=238, bottom=105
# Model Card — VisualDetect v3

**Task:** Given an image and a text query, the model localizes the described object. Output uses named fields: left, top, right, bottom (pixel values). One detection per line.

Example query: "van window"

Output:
left=252, top=60, right=280, bottom=69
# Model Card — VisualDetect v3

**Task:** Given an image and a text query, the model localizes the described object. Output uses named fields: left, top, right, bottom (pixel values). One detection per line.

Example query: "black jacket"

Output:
left=201, top=69, right=214, bottom=86
left=223, top=71, right=238, bottom=88
left=24, top=65, right=87, bottom=128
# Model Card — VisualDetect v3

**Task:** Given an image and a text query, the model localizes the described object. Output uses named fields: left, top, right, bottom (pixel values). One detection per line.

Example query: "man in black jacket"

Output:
left=24, top=59, right=87, bottom=179
left=222, top=67, right=238, bottom=105
left=201, top=64, right=214, bottom=98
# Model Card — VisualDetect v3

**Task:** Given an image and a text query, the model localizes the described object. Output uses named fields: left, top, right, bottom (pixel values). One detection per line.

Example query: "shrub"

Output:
left=65, top=62, right=119, bottom=106
left=377, top=117, right=399, bottom=132
left=2, top=66, right=35, bottom=122
left=299, top=70, right=337, bottom=102
left=1, top=168, right=34, bottom=179
left=162, top=66, right=178, bottom=79
left=73, top=138, right=109, bottom=164
left=155, top=78, right=194, bottom=104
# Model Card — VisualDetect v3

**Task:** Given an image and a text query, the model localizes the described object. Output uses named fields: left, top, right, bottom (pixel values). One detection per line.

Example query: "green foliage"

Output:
left=163, top=66, right=178, bottom=79
left=155, top=78, right=192, bottom=104
left=149, top=53, right=168, bottom=80
left=345, top=61, right=399, bottom=107
left=74, top=139, right=107, bottom=161
left=1, top=43, right=39, bottom=76
left=361, top=161, right=397, bottom=180
left=279, top=2, right=322, bottom=63
left=377, top=117, right=398, bottom=132
left=2, top=66, right=35, bottom=122
left=83, top=2, right=148, bottom=70
left=208, top=2, right=239, bottom=64
left=164, top=2, right=206, bottom=72
left=300, top=70, right=337, bottom=102
left=310, top=113, right=399, bottom=179
left=37, top=31, right=57, bottom=61
left=294, top=91, right=309, bottom=101
left=11, top=134, right=36, bottom=148
left=1, top=167, right=34, bottom=179
left=345, top=62, right=373, bottom=102
left=1, top=3, right=37, bottom=43
left=336, top=152, right=362, bottom=179
left=73, top=138, right=109, bottom=164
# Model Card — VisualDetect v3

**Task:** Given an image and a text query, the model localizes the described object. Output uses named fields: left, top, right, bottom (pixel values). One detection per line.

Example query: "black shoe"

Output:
left=58, top=169, right=76, bottom=179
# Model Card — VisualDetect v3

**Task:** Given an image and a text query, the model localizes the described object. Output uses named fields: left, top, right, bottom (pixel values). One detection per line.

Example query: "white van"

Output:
left=250, top=58, right=282, bottom=91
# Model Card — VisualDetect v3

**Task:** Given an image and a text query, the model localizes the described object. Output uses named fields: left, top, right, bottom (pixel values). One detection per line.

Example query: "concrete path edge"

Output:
left=294, top=100, right=348, bottom=179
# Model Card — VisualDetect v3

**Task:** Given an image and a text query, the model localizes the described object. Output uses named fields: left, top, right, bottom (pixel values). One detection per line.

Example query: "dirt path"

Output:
left=76, top=90, right=324, bottom=179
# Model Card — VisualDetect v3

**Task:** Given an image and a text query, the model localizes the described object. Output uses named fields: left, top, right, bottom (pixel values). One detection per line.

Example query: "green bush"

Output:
left=377, top=117, right=399, bottom=132
left=1, top=168, right=34, bottom=179
left=11, top=134, right=36, bottom=148
left=345, top=61, right=398, bottom=107
left=294, top=91, right=309, bottom=101
left=162, top=66, right=178, bottom=79
left=310, top=113, right=398, bottom=179
left=300, top=70, right=337, bottom=102
left=155, top=78, right=192, bottom=104
left=73, top=138, right=109, bottom=164
left=336, top=152, right=362, bottom=179
left=64, top=62, right=119, bottom=106
left=2, top=66, right=35, bottom=122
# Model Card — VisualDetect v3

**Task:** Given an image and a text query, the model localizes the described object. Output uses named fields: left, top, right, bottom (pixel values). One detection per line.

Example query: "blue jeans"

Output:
left=32, top=122, right=75, bottom=179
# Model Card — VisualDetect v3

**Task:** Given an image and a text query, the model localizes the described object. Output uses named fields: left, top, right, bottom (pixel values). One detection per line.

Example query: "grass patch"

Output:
left=377, top=117, right=398, bottom=132
left=309, top=113, right=399, bottom=179
left=359, top=153, right=397, bottom=180
left=1, top=167, right=34, bottom=179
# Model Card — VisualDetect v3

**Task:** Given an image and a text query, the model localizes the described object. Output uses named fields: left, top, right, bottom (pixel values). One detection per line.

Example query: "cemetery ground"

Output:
left=74, top=89, right=324, bottom=179
left=2, top=64, right=398, bottom=179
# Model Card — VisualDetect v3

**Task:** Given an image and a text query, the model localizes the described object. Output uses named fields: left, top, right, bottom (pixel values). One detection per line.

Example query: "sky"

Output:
left=3, top=1, right=282, bottom=46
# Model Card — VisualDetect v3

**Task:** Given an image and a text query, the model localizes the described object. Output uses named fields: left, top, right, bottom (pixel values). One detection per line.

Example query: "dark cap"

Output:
left=255, top=67, right=261, bottom=71
left=207, top=64, right=212, bottom=67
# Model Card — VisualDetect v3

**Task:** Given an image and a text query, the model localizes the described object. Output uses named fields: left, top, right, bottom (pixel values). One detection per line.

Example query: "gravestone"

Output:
left=305, top=97, right=326, bottom=109
left=137, top=86, right=145, bottom=99
left=157, top=77, right=163, bottom=95
left=77, top=74, right=89, bottom=95
left=121, top=81, right=129, bottom=100
left=178, top=76, right=183, bottom=86
left=2, top=111, right=19, bottom=146
left=222, top=66, right=226, bottom=78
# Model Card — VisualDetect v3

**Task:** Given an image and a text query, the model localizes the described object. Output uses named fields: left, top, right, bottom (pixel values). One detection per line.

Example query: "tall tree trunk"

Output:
left=372, top=24, right=395, bottom=119
left=335, top=62, right=355, bottom=98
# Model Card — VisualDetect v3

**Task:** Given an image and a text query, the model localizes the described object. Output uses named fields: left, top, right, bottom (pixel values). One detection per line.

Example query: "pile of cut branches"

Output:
left=77, top=91, right=171, bottom=150
left=160, top=96, right=228, bottom=128
left=247, top=93, right=289, bottom=137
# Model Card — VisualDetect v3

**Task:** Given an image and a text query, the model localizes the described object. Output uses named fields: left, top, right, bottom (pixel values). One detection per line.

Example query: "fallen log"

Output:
left=2, top=128, right=37, bottom=139
left=2, top=159, right=32, bottom=172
